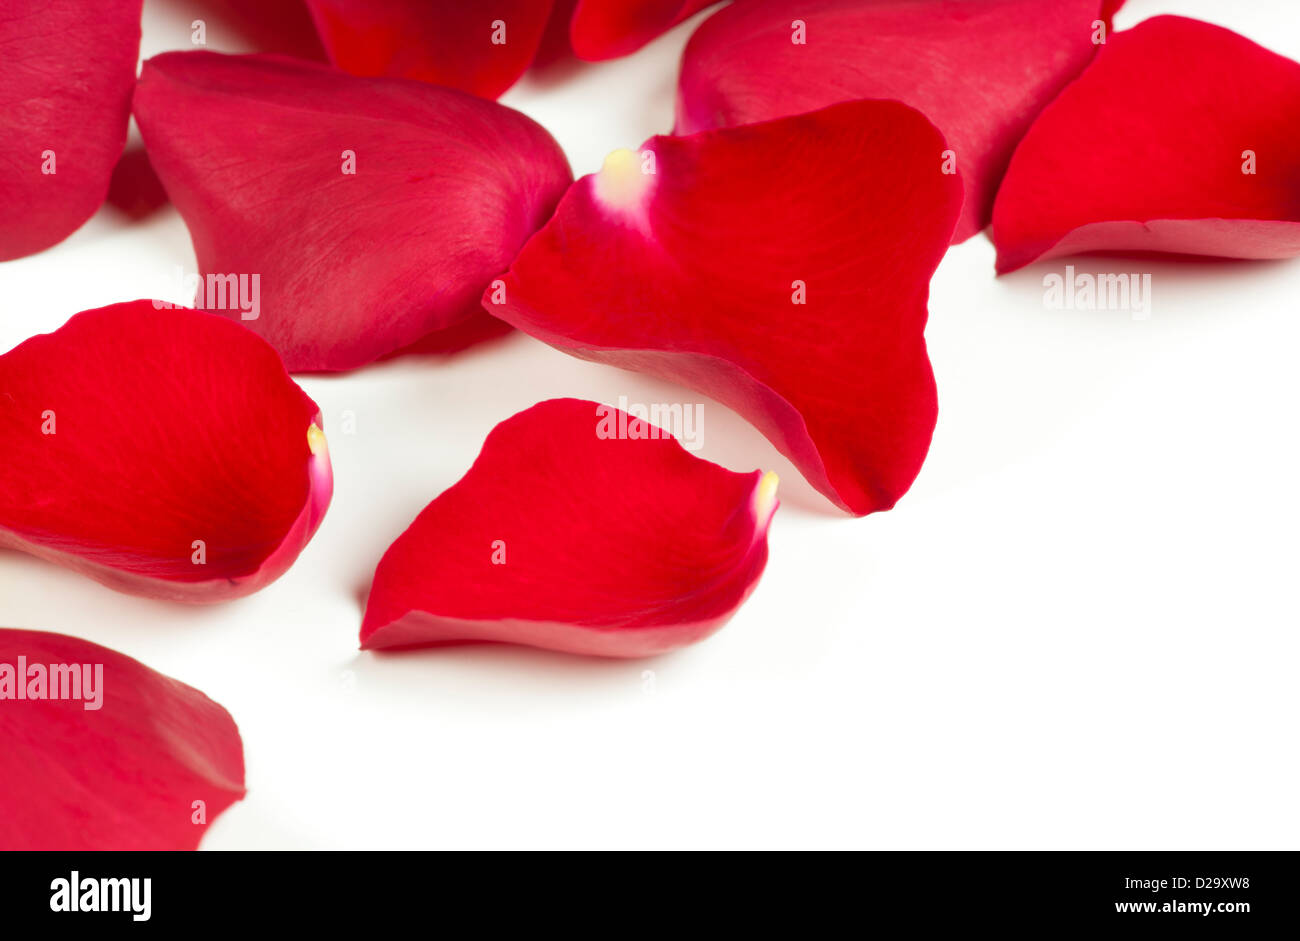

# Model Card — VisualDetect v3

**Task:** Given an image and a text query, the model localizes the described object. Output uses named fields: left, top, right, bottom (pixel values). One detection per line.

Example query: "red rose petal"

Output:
left=569, top=0, right=718, bottom=61
left=105, top=144, right=170, bottom=221
left=305, top=0, right=554, bottom=98
left=362, top=398, right=778, bottom=658
left=992, top=15, right=1300, bottom=273
left=485, top=101, right=961, bottom=516
left=0, top=301, right=332, bottom=602
left=0, top=628, right=245, bottom=850
left=200, top=0, right=329, bottom=60
left=0, top=0, right=142, bottom=260
left=381, top=308, right=515, bottom=362
left=133, top=52, right=572, bottom=372
left=535, top=0, right=579, bottom=66
left=676, top=0, right=1118, bottom=243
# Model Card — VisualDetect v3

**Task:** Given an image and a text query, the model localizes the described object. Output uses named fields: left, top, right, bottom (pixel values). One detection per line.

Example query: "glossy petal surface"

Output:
left=0, top=301, right=331, bottom=601
left=993, top=16, right=1300, bottom=272
left=362, top=399, right=777, bottom=658
left=486, top=101, right=961, bottom=515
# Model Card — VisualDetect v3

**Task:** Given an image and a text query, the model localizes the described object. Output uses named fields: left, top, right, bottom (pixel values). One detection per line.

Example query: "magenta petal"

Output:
left=133, top=52, right=573, bottom=372
left=0, top=629, right=245, bottom=850
left=0, top=0, right=143, bottom=260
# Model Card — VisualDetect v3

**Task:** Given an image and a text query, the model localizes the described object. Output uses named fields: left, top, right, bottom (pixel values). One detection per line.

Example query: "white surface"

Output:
left=3, top=1, right=1299, bottom=849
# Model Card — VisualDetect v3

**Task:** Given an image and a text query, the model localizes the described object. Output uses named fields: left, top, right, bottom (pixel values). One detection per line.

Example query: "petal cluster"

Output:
left=362, top=398, right=777, bottom=658
left=676, top=0, right=1119, bottom=242
left=299, top=1, right=723, bottom=92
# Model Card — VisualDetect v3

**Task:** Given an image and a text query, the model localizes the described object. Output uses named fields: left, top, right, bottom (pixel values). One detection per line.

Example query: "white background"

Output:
left=2, top=0, right=1298, bottom=849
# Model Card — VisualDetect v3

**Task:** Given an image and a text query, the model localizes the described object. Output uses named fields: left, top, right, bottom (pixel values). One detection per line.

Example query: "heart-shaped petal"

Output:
left=676, top=0, right=1119, bottom=243
left=0, top=628, right=245, bottom=850
left=362, top=398, right=777, bottom=658
left=992, top=16, right=1300, bottom=272
left=0, top=0, right=142, bottom=260
left=133, top=52, right=572, bottom=372
left=305, top=0, right=554, bottom=98
left=0, top=301, right=332, bottom=602
left=485, top=101, right=961, bottom=516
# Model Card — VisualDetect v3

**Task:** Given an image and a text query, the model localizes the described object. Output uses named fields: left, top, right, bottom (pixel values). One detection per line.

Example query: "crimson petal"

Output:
left=0, top=301, right=332, bottom=602
left=362, top=398, right=777, bottom=658
left=105, top=145, right=170, bottom=221
left=199, top=0, right=328, bottom=60
left=485, top=101, right=961, bottom=516
left=676, top=0, right=1119, bottom=243
left=570, top=0, right=718, bottom=61
left=0, top=629, right=245, bottom=850
left=0, top=0, right=142, bottom=260
left=305, top=0, right=554, bottom=98
left=133, top=52, right=572, bottom=372
left=992, top=15, right=1300, bottom=273
left=536, top=0, right=580, bottom=66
